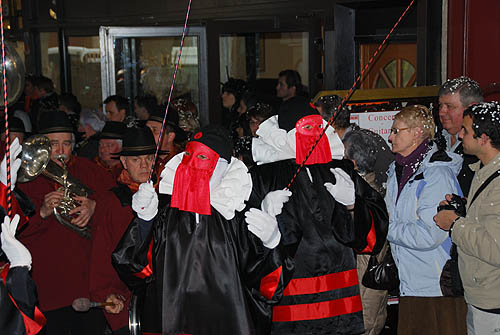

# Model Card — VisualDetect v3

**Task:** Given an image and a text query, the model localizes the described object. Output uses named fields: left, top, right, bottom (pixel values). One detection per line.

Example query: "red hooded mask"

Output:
left=295, top=114, right=332, bottom=165
left=170, top=141, right=219, bottom=215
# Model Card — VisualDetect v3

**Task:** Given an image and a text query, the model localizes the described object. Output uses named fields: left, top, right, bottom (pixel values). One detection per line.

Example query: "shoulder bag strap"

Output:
left=469, top=169, right=500, bottom=206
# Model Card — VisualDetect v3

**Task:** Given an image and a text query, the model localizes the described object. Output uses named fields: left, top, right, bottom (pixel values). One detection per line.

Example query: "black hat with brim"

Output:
left=148, top=105, right=188, bottom=142
left=39, top=110, right=74, bottom=134
left=278, top=96, right=319, bottom=132
left=1, top=116, right=25, bottom=134
left=113, top=126, right=167, bottom=156
left=190, top=125, right=232, bottom=162
left=100, top=121, right=127, bottom=140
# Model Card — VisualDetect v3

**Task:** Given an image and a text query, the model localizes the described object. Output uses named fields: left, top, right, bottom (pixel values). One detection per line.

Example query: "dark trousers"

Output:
left=42, top=305, right=107, bottom=335
left=398, top=296, right=467, bottom=335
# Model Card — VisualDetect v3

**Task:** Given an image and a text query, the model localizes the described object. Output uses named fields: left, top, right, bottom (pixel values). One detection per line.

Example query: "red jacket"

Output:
left=89, top=183, right=134, bottom=331
left=17, top=156, right=114, bottom=311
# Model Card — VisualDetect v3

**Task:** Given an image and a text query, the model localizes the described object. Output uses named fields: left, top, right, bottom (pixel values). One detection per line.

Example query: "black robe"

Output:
left=248, top=158, right=388, bottom=335
left=0, top=266, right=45, bottom=335
left=0, top=188, right=43, bottom=335
left=112, top=195, right=294, bottom=335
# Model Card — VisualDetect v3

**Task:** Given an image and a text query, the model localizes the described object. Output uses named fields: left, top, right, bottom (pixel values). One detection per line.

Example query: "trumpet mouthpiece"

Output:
left=55, top=154, right=68, bottom=161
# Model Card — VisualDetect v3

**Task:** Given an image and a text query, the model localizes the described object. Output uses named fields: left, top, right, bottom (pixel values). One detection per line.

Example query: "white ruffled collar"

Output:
left=252, top=115, right=345, bottom=165
left=159, top=152, right=253, bottom=220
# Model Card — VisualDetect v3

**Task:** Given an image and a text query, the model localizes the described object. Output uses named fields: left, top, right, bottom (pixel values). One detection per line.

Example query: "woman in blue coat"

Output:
left=385, top=105, right=466, bottom=334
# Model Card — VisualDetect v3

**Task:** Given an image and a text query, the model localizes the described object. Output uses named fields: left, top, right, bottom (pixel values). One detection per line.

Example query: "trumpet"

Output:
left=17, top=135, right=93, bottom=239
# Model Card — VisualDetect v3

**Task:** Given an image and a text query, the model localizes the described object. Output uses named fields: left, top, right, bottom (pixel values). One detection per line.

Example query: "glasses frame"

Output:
left=390, top=127, right=410, bottom=135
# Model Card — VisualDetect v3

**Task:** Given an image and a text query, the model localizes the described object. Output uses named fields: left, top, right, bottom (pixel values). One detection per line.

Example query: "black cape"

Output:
left=0, top=266, right=44, bottom=335
left=112, top=196, right=294, bottom=335
left=248, top=159, right=388, bottom=334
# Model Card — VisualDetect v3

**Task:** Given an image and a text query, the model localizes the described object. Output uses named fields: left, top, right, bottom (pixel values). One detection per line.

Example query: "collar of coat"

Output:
left=159, top=152, right=252, bottom=220
left=251, top=115, right=345, bottom=165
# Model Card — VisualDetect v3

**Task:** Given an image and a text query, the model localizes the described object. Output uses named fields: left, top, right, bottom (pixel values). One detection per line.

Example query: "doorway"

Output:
left=99, top=26, right=209, bottom=124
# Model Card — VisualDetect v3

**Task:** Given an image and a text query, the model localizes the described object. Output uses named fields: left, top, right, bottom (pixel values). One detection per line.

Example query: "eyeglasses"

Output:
left=390, top=127, right=410, bottom=135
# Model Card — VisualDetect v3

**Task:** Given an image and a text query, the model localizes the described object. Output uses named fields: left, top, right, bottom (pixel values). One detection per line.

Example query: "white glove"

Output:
left=261, top=189, right=292, bottom=217
left=132, top=182, right=158, bottom=221
left=1, top=214, right=32, bottom=269
left=0, top=137, right=22, bottom=190
left=245, top=208, right=281, bottom=249
left=324, top=168, right=355, bottom=206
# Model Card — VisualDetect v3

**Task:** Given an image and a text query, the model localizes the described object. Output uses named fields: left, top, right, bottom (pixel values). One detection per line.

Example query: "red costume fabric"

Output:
left=0, top=265, right=46, bottom=335
left=89, top=183, right=134, bottom=331
left=171, top=142, right=219, bottom=215
left=0, top=183, right=29, bottom=229
left=295, top=115, right=332, bottom=165
left=0, top=184, right=46, bottom=334
left=94, top=157, right=123, bottom=182
left=17, top=156, right=114, bottom=312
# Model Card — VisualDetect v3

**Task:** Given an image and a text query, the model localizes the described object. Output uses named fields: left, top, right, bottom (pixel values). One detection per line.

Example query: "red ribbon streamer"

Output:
left=148, top=0, right=193, bottom=182
left=0, top=0, right=13, bottom=217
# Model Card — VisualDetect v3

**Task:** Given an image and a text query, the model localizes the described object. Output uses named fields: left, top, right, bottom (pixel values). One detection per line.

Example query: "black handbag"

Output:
left=440, top=243, right=464, bottom=296
left=362, top=245, right=399, bottom=291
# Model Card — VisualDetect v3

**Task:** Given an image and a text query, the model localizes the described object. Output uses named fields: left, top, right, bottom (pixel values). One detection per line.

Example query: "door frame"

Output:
left=205, top=17, right=323, bottom=123
left=99, top=26, right=209, bottom=124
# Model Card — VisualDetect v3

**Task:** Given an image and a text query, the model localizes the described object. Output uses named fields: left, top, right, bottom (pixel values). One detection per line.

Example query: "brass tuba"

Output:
left=17, top=135, right=93, bottom=239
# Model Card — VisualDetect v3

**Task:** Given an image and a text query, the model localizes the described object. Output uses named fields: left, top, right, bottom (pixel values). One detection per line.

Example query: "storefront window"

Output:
left=67, top=36, right=102, bottom=110
left=113, top=35, right=200, bottom=107
left=40, top=32, right=60, bottom=93
left=219, top=32, right=309, bottom=84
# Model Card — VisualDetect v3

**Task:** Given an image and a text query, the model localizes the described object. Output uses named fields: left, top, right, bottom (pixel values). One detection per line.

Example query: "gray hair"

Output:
left=79, top=109, right=106, bottom=132
left=439, top=76, right=484, bottom=107
left=113, top=139, right=123, bottom=148
left=342, top=129, right=378, bottom=175
left=100, top=138, right=123, bottom=148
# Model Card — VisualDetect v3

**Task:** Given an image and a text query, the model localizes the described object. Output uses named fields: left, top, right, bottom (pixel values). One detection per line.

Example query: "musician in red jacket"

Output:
left=90, top=126, right=164, bottom=335
left=17, top=111, right=113, bottom=335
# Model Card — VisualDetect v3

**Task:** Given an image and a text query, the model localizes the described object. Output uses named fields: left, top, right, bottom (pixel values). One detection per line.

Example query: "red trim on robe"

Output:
left=0, top=182, right=29, bottom=230
left=0, top=182, right=22, bottom=215
left=359, top=210, right=377, bottom=253
left=133, top=239, right=154, bottom=279
left=283, top=269, right=359, bottom=296
left=272, top=295, right=363, bottom=322
left=0, top=264, right=46, bottom=335
left=0, top=182, right=7, bottom=209
left=259, top=265, right=282, bottom=300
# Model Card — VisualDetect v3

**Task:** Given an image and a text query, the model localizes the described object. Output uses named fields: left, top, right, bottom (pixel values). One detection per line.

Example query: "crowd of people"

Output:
left=0, top=71, right=499, bottom=335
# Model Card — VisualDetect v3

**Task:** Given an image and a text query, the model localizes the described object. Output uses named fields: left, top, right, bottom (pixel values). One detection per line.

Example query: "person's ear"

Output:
left=480, top=133, right=490, bottom=146
left=120, top=156, right=127, bottom=169
left=413, top=127, right=423, bottom=139
left=167, top=132, right=176, bottom=143
left=352, top=159, right=358, bottom=171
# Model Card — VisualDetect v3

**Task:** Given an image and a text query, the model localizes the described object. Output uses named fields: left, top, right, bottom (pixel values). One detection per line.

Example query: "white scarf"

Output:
left=159, top=152, right=253, bottom=220
left=252, top=115, right=345, bottom=165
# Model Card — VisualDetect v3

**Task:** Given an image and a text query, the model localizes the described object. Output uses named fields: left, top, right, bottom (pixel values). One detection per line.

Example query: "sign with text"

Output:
left=350, top=110, right=400, bottom=144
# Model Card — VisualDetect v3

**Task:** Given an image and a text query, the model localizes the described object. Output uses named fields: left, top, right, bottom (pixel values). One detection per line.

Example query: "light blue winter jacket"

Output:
left=385, top=144, right=463, bottom=297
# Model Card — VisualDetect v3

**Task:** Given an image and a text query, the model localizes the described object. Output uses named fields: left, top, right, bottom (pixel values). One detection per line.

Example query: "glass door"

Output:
left=99, top=26, right=208, bottom=123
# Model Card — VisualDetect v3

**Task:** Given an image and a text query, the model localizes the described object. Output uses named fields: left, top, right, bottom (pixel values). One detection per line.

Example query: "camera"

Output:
left=436, top=193, right=467, bottom=217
